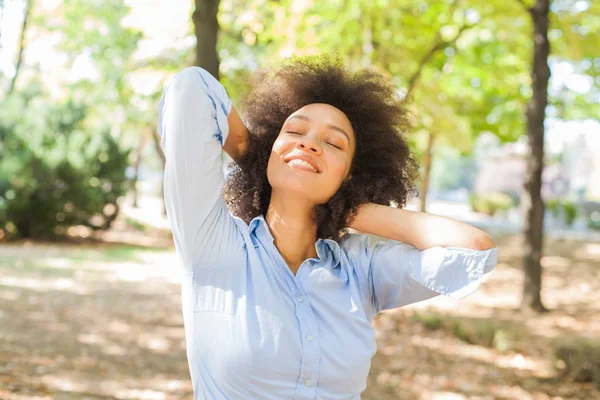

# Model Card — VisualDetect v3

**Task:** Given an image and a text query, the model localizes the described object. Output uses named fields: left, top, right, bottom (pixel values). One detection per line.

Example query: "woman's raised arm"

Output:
left=223, top=106, right=249, bottom=164
left=158, top=67, right=245, bottom=273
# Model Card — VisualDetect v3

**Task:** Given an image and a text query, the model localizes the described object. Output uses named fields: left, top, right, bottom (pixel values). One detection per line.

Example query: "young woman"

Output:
left=158, top=56, right=496, bottom=400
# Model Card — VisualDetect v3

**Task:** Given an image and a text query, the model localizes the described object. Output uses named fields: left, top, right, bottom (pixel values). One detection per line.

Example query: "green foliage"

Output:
left=450, top=319, right=498, bottom=347
left=411, top=311, right=442, bottom=331
left=30, top=0, right=149, bottom=151
left=214, top=0, right=600, bottom=158
left=125, top=217, right=148, bottom=232
left=588, top=212, right=600, bottom=230
left=469, top=192, right=515, bottom=216
left=546, top=199, right=559, bottom=217
left=553, top=337, right=600, bottom=389
left=412, top=311, right=522, bottom=352
left=0, top=86, right=130, bottom=240
left=546, top=199, right=579, bottom=226
left=581, top=201, right=600, bottom=230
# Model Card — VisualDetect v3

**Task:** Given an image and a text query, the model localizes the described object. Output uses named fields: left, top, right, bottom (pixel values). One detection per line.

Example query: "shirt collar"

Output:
left=249, top=215, right=341, bottom=268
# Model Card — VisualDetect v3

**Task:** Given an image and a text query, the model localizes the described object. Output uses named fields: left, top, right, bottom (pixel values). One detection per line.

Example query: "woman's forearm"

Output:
left=223, top=106, right=249, bottom=163
left=348, top=203, right=496, bottom=251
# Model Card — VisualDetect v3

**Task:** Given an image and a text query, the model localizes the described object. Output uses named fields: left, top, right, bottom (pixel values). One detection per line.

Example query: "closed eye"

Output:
left=326, top=142, right=341, bottom=149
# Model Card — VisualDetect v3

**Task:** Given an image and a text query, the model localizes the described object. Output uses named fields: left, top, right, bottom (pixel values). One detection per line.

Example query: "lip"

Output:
left=284, top=154, right=320, bottom=173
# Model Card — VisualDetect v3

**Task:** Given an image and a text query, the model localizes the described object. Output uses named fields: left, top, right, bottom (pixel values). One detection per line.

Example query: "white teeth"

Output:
left=288, top=159, right=317, bottom=172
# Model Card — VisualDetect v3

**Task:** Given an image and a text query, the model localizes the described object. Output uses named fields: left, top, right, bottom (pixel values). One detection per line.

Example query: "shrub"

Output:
left=563, top=201, right=578, bottom=226
left=581, top=201, right=600, bottom=231
left=469, top=192, right=514, bottom=216
left=547, top=199, right=579, bottom=227
left=552, top=337, right=600, bottom=389
left=0, top=88, right=130, bottom=239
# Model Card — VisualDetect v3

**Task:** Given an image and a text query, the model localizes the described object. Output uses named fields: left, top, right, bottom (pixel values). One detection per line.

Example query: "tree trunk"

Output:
left=0, top=0, right=5, bottom=48
left=419, top=131, right=435, bottom=213
left=192, top=0, right=220, bottom=78
left=131, top=133, right=148, bottom=208
left=521, top=0, right=551, bottom=313
left=8, top=0, right=32, bottom=95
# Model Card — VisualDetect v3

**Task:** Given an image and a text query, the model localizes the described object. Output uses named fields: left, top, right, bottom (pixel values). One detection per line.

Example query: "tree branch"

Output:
left=8, top=0, right=32, bottom=95
left=402, top=22, right=475, bottom=103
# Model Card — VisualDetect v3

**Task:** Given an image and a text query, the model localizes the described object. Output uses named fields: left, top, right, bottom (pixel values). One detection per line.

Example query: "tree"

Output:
left=518, top=0, right=551, bottom=312
left=7, top=0, right=32, bottom=95
left=0, top=0, right=5, bottom=47
left=0, top=0, right=147, bottom=237
left=193, top=0, right=221, bottom=78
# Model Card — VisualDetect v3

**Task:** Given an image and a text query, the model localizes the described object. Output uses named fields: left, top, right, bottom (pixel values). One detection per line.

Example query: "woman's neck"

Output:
left=265, top=191, right=318, bottom=275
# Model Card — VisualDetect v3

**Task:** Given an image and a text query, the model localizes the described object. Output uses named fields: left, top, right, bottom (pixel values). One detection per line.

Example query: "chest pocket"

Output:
left=192, top=261, right=246, bottom=315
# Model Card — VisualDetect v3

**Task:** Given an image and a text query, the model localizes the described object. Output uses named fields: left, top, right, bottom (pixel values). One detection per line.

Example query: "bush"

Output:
left=547, top=199, right=579, bottom=227
left=563, top=202, right=578, bottom=226
left=546, top=199, right=560, bottom=217
left=469, top=192, right=515, bottom=216
left=581, top=201, right=600, bottom=231
left=553, top=337, right=600, bottom=389
left=588, top=213, right=600, bottom=231
left=0, top=88, right=131, bottom=239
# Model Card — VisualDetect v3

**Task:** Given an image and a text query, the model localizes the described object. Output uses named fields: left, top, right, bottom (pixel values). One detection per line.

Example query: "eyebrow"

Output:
left=286, top=114, right=351, bottom=142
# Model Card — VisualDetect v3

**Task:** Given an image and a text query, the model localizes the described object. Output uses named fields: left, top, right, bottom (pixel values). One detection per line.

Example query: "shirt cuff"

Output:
left=411, top=246, right=497, bottom=299
left=194, top=67, right=232, bottom=146
left=157, top=67, right=232, bottom=146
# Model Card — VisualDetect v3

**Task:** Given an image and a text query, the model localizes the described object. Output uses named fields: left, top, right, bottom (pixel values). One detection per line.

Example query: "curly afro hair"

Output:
left=223, top=55, right=420, bottom=241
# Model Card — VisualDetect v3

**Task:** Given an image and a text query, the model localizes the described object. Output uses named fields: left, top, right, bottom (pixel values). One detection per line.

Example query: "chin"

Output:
left=268, top=173, right=325, bottom=203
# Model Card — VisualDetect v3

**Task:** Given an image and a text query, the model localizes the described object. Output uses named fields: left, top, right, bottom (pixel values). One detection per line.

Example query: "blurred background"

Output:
left=0, top=0, right=599, bottom=399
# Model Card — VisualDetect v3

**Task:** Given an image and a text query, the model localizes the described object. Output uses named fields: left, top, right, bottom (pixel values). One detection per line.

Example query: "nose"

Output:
left=296, top=135, right=322, bottom=155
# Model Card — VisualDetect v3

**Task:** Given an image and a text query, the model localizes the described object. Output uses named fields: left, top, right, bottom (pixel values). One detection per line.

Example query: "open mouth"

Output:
left=286, top=158, right=319, bottom=173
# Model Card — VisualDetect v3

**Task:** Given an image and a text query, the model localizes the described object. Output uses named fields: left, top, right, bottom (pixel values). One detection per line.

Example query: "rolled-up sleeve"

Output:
left=341, top=234, right=497, bottom=314
left=157, top=67, right=242, bottom=272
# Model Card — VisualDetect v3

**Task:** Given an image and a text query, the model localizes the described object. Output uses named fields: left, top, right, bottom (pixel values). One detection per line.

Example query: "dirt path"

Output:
left=1, top=234, right=599, bottom=399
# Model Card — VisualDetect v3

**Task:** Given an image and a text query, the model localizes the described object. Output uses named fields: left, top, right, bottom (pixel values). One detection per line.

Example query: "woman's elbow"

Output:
left=476, top=233, right=496, bottom=251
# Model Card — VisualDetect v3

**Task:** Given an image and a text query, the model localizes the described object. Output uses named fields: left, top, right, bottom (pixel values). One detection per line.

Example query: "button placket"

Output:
left=292, top=285, right=321, bottom=399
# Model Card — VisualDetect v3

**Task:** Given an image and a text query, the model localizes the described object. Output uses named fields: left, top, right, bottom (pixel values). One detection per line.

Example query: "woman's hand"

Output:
left=223, top=106, right=249, bottom=163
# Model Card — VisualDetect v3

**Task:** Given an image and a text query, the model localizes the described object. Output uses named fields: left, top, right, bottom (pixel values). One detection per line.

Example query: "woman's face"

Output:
left=267, top=103, right=356, bottom=204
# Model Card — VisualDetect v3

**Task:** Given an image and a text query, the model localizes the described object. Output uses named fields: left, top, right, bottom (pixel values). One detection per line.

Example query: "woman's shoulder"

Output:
left=336, top=232, right=378, bottom=268
left=338, top=231, right=377, bottom=253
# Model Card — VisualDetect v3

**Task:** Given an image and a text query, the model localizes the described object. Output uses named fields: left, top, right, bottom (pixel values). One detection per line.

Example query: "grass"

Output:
left=125, top=217, right=148, bottom=232
left=412, top=311, right=525, bottom=353
left=553, top=337, right=600, bottom=389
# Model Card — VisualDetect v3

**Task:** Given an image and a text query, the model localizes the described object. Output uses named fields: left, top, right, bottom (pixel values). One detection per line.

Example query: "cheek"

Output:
left=271, top=136, right=288, bottom=155
left=327, top=154, right=351, bottom=182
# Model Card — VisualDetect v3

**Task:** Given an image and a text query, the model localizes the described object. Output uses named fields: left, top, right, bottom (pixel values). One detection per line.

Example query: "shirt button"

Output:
left=304, top=378, right=312, bottom=387
left=297, top=295, right=305, bottom=302
left=307, top=335, right=314, bottom=342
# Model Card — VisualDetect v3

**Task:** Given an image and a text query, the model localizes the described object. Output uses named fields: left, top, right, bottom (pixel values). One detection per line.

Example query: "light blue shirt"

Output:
left=158, top=66, right=497, bottom=400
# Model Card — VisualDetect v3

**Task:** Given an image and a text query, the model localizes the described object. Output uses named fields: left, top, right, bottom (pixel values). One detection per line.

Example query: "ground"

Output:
left=1, top=229, right=599, bottom=399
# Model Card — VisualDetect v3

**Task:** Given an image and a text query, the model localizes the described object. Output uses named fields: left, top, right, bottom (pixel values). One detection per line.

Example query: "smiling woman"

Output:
left=157, top=55, right=497, bottom=400
left=225, top=56, right=418, bottom=240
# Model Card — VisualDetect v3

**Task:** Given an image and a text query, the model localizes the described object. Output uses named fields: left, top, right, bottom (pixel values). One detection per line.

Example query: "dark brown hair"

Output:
left=223, top=55, right=419, bottom=241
